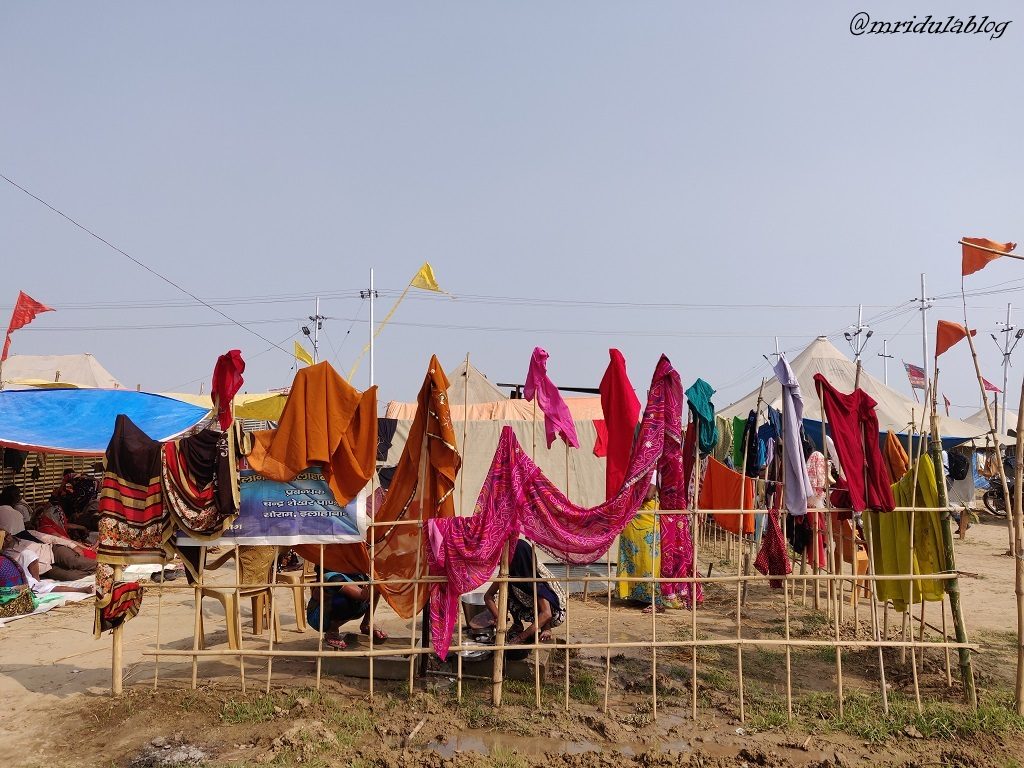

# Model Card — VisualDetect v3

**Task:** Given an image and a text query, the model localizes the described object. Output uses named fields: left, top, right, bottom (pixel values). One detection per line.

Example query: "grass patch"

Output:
left=490, top=746, right=530, bottom=768
left=698, top=667, right=733, bottom=692
left=569, top=670, right=599, bottom=705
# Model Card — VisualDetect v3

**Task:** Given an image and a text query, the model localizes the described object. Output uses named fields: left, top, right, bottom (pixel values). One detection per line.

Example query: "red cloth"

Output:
left=813, top=374, right=895, bottom=513
left=697, top=456, right=756, bottom=534
left=592, top=420, right=608, bottom=457
left=962, top=237, right=1016, bottom=277
left=211, top=349, right=245, bottom=430
left=599, top=349, right=640, bottom=499
left=3, top=291, right=54, bottom=361
left=754, top=510, right=791, bottom=589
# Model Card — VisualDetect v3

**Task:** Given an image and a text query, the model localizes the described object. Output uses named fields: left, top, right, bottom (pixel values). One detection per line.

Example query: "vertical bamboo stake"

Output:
left=1013, top=379, right=1024, bottom=715
left=265, top=548, right=280, bottom=694
left=530, top=397, right=542, bottom=708
left=111, top=564, right=124, bottom=696
left=651, top=498, right=659, bottom=720
left=234, top=543, right=245, bottom=693
left=603, top=538, right=613, bottom=713
left=778, top=420, right=793, bottom=721
left=735, top=379, right=763, bottom=723
left=368, top=484, right=376, bottom=700
left=153, top=560, right=164, bottom=690
left=942, top=596, right=952, bottom=687
left=315, top=544, right=325, bottom=690
left=492, top=541, right=511, bottom=706
left=191, top=548, right=204, bottom=690
left=458, top=354, right=471, bottom=702
left=408, top=429, right=430, bottom=694
left=564, top=443, right=571, bottom=712
left=690, top=428, right=702, bottom=722
left=859, top=419, right=889, bottom=713
left=818, top=382, right=843, bottom=718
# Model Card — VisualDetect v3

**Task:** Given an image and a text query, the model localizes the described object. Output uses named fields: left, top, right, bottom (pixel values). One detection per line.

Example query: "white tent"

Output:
left=1, top=353, right=122, bottom=389
left=719, top=336, right=995, bottom=443
left=383, top=359, right=607, bottom=516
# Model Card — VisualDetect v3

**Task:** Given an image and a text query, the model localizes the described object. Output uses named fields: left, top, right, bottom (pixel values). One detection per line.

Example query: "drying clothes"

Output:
left=732, top=416, right=747, bottom=468
left=684, top=378, right=719, bottom=455
left=247, top=361, right=377, bottom=507
left=756, top=423, right=775, bottom=470
left=807, top=451, right=827, bottom=507
left=96, top=581, right=143, bottom=635
left=524, top=347, right=580, bottom=449
left=376, top=418, right=398, bottom=462
left=294, top=356, right=460, bottom=620
left=713, top=415, right=734, bottom=464
left=599, top=349, right=641, bottom=498
left=737, top=411, right=760, bottom=476
left=885, top=431, right=911, bottom=483
left=698, top=457, right=756, bottom=535
left=211, top=349, right=245, bottom=430
left=95, top=415, right=165, bottom=636
left=813, top=374, right=895, bottom=513
left=162, top=425, right=243, bottom=546
left=774, top=355, right=813, bottom=517
left=681, top=421, right=698, bottom=504
left=659, top=512, right=697, bottom=606
left=864, top=455, right=949, bottom=611
left=753, top=510, right=791, bottom=588
left=616, top=499, right=661, bottom=603
left=428, top=355, right=682, bottom=659
left=765, top=406, right=782, bottom=441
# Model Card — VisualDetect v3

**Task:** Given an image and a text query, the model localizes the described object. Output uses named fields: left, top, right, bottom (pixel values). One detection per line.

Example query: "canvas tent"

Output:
left=965, top=406, right=1017, bottom=433
left=162, top=391, right=289, bottom=422
left=383, top=359, right=607, bottom=516
left=1, top=353, right=122, bottom=389
left=719, top=336, right=997, bottom=448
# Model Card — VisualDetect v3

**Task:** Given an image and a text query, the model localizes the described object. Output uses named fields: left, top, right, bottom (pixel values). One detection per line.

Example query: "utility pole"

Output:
left=878, top=338, right=894, bottom=386
left=918, top=275, right=932, bottom=393
left=309, top=296, right=325, bottom=364
left=359, top=269, right=379, bottom=388
left=991, top=302, right=1024, bottom=434
left=844, top=303, right=874, bottom=390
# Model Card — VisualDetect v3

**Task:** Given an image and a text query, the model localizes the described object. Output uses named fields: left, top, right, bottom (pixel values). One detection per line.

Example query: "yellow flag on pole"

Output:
left=410, top=262, right=444, bottom=293
left=294, top=341, right=314, bottom=367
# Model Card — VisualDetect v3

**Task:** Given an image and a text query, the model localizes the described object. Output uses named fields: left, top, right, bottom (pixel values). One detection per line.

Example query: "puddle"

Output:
left=425, top=731, right=689, bottom=758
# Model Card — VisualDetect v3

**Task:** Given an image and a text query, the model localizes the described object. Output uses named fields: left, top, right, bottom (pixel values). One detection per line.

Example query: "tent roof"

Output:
left=445, top=359, right=507, bottom=404
left=0, top=388, right=208, bottom=455
left=2, top=353, right=122, bottom=389
left=161, top=392, right=289, bottom=421
left=964, top=406, right=1017, bottom=431
left=719, top=336, right=995, bottom=441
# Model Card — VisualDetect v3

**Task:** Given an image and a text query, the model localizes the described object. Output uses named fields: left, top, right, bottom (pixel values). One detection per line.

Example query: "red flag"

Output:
left=935, top=320, right=976, bottom=358
left=982, top=377, right=1002, bottom=393
left=943, top=394, right=951, bottom=417
left=3, top=291, right=54, bottom=362
left=962, top=237, right=1017, bottom=276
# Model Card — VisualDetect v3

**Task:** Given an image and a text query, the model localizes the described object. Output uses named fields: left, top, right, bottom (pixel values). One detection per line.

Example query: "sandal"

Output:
left=324, top=633, right=347, bottom=650
left=641, top=604, right=665, bottom=615
left=361, top=625, right=389, bottom=642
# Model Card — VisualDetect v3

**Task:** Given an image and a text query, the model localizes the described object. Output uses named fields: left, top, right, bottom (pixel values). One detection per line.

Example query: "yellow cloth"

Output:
left=410, top=262, right=443, bottom=292
left=865, top=455, right=949, bottom=612
left=616, top=499, right=661, bottom=602
left=294, top=341, right=314, bottom=367
left=247, top=362, right=377, bottom=507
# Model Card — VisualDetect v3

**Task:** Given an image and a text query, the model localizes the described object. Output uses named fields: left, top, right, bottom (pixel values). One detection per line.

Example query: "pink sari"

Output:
left=427, top=355, right=685, bottom=659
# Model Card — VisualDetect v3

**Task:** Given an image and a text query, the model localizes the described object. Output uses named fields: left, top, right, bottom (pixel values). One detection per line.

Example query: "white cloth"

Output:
left=773, top=355, right=814, bottom=516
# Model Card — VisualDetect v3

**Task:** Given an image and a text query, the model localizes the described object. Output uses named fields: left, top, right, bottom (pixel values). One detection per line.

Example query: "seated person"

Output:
left=35, top=498, right=92, bottom=543
left=0, top=485, right=33, bottom=527
left=0, top=531, right=91, bottom=595
left=485, top=539, right=566, bottom=644
left=305, top=569, right=388, bottom=650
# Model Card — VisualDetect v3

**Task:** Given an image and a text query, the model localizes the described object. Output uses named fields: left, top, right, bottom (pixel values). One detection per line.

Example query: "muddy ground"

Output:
left=1, top=516, right=1022, bottom=767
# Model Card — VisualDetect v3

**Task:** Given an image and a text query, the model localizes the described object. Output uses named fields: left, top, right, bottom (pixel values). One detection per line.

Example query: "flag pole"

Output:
left=959, top=239, right=1024, bottom=261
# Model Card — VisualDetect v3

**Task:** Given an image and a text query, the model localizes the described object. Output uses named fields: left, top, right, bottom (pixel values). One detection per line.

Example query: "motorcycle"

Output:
left=982, top=458, right=1015, bottom=517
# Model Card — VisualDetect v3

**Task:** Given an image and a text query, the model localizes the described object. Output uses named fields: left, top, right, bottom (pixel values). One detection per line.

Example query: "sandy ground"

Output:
left=0, top=516, right=1021, bottom=767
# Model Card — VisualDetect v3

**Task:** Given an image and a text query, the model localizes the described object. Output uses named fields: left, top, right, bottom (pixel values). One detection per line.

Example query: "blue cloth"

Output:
left=972, top=452, right=990, bottom=490
left=684, top=379, right=719, bottom=455
left=306, top=571, right=369, bottom=632
left=0, top=389, right=208, bottom=454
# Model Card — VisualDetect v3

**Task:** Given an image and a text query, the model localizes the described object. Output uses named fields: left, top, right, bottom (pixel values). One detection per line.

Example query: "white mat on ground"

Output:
left=0, top=577, right=93, bottom=628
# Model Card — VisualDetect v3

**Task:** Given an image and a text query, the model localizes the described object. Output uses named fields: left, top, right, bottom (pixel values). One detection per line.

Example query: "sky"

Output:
left=1, top=3, right=1021, bottom=419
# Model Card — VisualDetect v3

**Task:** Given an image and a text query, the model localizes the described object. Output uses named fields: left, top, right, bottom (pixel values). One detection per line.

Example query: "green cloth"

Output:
left=732, top=416, right=746, bottom=468
left=864, top=455, right=949, bottom=612
left=685, top=378, right=718, bottom=455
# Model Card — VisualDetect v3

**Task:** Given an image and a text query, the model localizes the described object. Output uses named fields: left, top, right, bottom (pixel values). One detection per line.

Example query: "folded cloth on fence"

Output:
left=162, top=425, right=243, bottom=549
left=599, top=349, right=641, bottom=499
left=864, top=455, right=949, bottom=612
left=774, top=355, right=813, bottom=517
left=754, top=510, right=791, bottom=588
left=95, top=415, right=166, bottom=634
left=813, top=374, right=895, bottom=512
left=95, top=580, right=143, bottom=636
left=885, top=430, right=911, bottom=483
left=247, top=361, right=377, bottom=507
left=427, top=355, right=682, bottom=659
left=525, top=347, right=580, bottom=449
left=294, top=355, right=460, bottom=619
left=698, top=456, right=756, bottom=535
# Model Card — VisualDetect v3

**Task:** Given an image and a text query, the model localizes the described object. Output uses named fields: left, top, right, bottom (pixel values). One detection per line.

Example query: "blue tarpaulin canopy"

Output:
left=0, top=388, right=210, bottom=455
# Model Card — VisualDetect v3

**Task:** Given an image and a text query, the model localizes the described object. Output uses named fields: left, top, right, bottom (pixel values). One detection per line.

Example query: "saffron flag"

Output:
left=982, top=377, right=1002, bottom=393
left=935, top=320, right=976, bottom=358
left=904, top=362, right=926, bottom=390
left=962, top=237, right=1017, bottom=277
left=3, top=291, right=54, bottom=362
left=523, top=347, right=580, bottom=450
left=943, top=394, right=951, bottom=417
left=294, top=341, right=314, bottom=367
left=410, top=262, right=444, bottom=293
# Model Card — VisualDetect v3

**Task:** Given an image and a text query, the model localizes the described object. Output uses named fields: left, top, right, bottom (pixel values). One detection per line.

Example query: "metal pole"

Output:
left=1003, top=303, right=1012, bottom=434
left=313, top=296, right=321, bottom=364
left=921, top=274, right=930, bottom=388
left=369, top=268, right=375, bottom=388
left=878, top=339, right=894, bottom=386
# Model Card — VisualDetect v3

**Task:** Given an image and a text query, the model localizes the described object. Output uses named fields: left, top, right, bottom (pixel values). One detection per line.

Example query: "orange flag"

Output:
left=935, top=320, right=975, bottom=358
left=3, top=291, right=54, bottom=362
left=961, top=237, right=1017, bottom=276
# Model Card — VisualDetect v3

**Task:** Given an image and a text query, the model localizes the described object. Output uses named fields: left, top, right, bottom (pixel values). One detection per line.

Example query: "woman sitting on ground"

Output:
left=485, top=539, right=566, bottom=644
left=305, top=568, right=389, bottom=650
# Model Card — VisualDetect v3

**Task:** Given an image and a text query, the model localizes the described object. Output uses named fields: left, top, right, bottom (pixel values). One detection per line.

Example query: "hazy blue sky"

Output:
left=2, top=3, right=1021, bottom=415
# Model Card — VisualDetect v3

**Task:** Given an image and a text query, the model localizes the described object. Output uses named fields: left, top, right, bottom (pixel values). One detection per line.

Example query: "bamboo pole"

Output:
left=407, top=432, right=430, bottom=694
left=736, top=378, right=764, bottom=722
left=1014, top=380, right=1024, bottom=715
left=942, top=596, right=952, bottom=687
left=859, top=417, right=889, bottom=713
left=315, top=544, right=325, bottom=689
left=564, top=443, right=571, bottom=712
left=531, top=398, right=542, bottom=708
left=368, top=480, right=376, bottom=699
left=689, top=421, right=702, bottom=721
left=152, top=559, right=164, bottom=690
left=190, top=547, right=204, bottom=691
left=235, top=544, right=245, bottom=693
left=817, top=382, right=843, bottom=718
left=492, top=541, right=511, bottom=706
left=458, top=353, right=471, bottom=702
left=111, top=564, right=124, bottom=696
